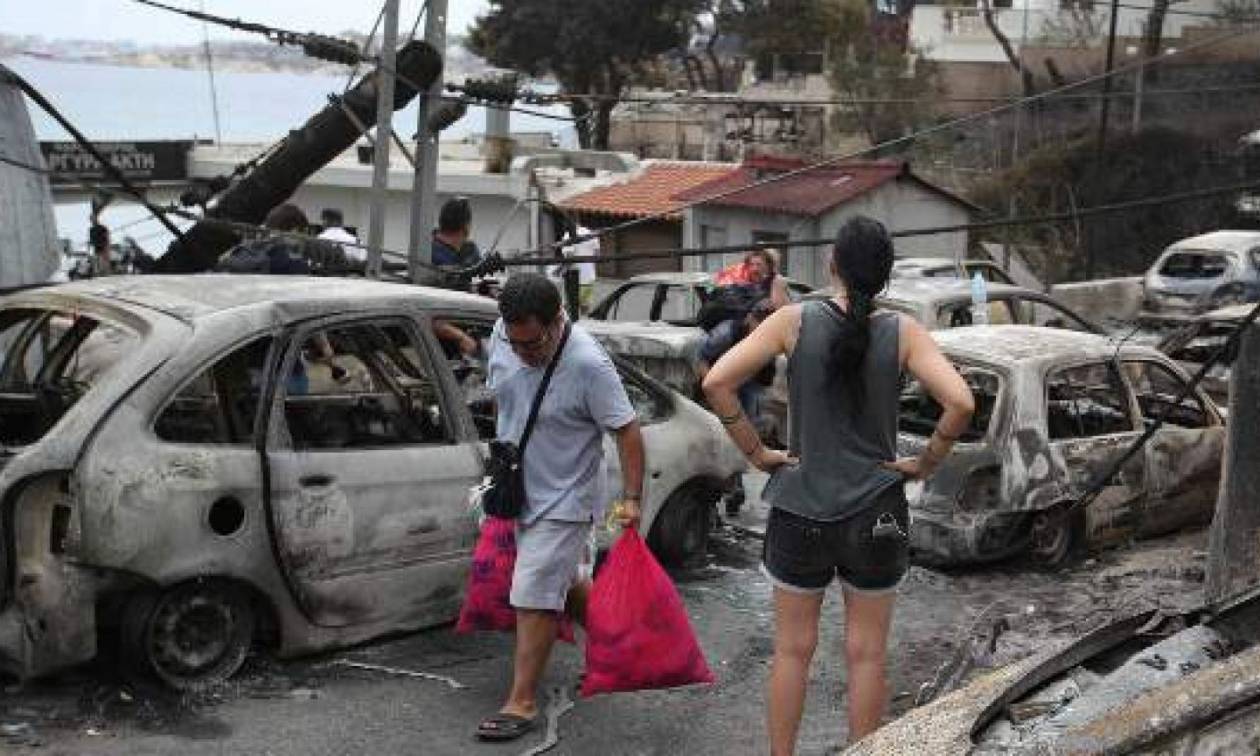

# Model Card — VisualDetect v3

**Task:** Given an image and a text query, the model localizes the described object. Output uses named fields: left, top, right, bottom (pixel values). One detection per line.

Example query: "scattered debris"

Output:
left=332, top=660, right=467, bottom=690
left=1137, top=653, right=1169, bottom=671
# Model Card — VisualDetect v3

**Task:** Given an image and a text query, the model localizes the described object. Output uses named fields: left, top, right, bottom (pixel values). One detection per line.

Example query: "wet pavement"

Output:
left=0, top=503, right=1210, bottom=756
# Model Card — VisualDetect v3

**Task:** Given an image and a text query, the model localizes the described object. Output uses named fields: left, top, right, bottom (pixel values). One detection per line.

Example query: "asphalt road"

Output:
left=0, top=516, right=1209, bottom=756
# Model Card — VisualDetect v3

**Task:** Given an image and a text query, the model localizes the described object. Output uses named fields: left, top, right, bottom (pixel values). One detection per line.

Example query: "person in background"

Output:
left=697, top=297, right=778, bottom=428
left=215, top=203, right=312, bottom=275
left=703, top=216, right=974, bottom=753
left=88, top=223, right=112, bottom=276
left=696, top=297, right=778, bottom=517
left=477, top=273, right=644, bottom=743
left=432, top=196, right=482, bottom=269
left=317, top=208, right=364, bottom=266
left=549, top=225, right=600, bottom=313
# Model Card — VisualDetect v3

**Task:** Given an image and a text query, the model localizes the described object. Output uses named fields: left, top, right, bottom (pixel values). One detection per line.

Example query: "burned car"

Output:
left=873, top=279, right=1101, bottom=334
left=588, top=271, right=813, bottom=327
left=890, top=256, right=1016, bottom=286
left=0, top=276, right=743, bottom=688
left=1157, top=302, right=1250, bottom=408
left=1140, top=230, right=1260, bottom=324
left=846, top=592, right=1260, bottom=754
left=901, top=326, right=1223, bottom=566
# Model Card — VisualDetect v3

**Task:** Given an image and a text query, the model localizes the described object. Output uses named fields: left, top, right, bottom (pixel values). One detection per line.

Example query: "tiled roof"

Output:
left=673, top=157, right=908, bottom=218
left=559, top=162, right=738, bottom=220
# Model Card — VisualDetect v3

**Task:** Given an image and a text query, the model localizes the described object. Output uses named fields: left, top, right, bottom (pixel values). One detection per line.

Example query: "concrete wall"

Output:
left=288, top=185, right=528, bottom=261
left=1049, top=276, right=1143, bottom=325
left=682, top=178, right=972, bottom=289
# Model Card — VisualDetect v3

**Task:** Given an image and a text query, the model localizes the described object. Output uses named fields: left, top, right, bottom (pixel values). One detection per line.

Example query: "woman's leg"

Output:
left=841, top=588, right=897, bottom=741
left=768, top=586, right=824, bottom=756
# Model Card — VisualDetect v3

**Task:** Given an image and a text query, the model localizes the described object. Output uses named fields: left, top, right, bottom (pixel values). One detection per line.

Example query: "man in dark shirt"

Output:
left=697, top=298, right=777, bottom=418
left=697, top=298, right=777, bottom=517
left=431, top=196, right=482, bottom=268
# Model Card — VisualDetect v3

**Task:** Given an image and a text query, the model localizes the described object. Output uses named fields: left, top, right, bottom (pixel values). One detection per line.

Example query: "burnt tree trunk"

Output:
left=981, top=0, right=1036, bottom=97
left=155, top=41, right=442, bottom=273
left=1206, top=322, right=1260, bottom=604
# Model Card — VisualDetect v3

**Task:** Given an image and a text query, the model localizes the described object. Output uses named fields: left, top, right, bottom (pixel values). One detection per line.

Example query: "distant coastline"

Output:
left=0, top=33, right=488, bottom=80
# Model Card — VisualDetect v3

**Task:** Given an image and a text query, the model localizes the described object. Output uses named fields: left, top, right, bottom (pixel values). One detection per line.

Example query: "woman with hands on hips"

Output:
left=702, top=217, right=974, bottom=754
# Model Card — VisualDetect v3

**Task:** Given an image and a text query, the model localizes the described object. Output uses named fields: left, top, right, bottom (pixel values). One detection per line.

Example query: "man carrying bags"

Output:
left=476, top=273, right=645, bottom=742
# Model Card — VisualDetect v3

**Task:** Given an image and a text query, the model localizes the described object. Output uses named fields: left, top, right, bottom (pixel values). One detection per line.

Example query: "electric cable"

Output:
left=490, top=179, right=1260, bottom=267
left=504, top=21, right=1260, bottom=258
left=0, top=63, right=187, bottom=242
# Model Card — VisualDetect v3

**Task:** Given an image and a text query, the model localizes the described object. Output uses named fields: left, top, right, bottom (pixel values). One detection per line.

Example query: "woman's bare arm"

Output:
left=702, top=306, right=799, bottom=472
left=886, top=317, right=975, bottom=480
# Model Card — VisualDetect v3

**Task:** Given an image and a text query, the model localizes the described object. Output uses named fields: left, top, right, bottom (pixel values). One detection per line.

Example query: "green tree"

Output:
left=468, top=0, right=706, bottom=149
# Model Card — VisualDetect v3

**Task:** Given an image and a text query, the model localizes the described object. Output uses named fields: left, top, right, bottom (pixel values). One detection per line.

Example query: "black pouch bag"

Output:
left=481, top=322, right=571, bottom=519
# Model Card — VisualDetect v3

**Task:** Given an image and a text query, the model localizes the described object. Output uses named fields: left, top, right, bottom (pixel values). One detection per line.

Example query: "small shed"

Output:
left=559, top=161, right=736, bottom=279
left=675, top=155, right=981, bottom=289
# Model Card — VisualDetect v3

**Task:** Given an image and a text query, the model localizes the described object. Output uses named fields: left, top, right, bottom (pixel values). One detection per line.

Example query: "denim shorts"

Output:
left=762, top=485, right=910, bottom=594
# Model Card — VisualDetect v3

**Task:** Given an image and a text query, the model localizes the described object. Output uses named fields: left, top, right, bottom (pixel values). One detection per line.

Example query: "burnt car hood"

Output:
left=582, top=320, right=702, bottom=360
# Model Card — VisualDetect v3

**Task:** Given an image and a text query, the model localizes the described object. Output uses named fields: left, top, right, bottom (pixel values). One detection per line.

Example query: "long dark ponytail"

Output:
left=828, top=216, right=894, bottom=408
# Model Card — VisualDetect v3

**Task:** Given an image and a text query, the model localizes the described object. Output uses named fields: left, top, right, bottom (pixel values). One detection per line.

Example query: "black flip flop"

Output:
left=476, top=712, right=538, bottom=742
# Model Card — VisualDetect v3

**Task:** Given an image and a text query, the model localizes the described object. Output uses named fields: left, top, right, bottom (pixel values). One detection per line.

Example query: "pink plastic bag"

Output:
left=581, top=530, right=715, bottom=697
left=455, top=516, right=574, bottom=642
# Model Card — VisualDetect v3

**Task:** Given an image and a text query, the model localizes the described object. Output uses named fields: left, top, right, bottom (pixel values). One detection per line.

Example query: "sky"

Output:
left=6, top=0, right=489, bottom=43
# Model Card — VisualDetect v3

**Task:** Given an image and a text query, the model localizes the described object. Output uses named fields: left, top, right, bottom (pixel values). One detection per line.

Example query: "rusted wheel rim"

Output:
left=148, top=587, right=244, bottom=682
left=1029, top=510, right=1069, bottom=563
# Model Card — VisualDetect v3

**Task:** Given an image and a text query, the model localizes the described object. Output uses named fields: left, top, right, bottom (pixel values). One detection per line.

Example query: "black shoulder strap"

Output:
left=518, top=321, right=571, bottom=456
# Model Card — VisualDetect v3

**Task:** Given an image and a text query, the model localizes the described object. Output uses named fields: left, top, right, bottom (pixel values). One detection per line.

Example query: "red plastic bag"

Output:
left=581, top=530, right=715, bottom=696
left=455, top=516, right=574, bottom=642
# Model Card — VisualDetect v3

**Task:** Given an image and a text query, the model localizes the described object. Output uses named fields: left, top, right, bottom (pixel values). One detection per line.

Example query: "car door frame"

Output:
left=1013, top=293, right=1103, bottom=334
left=258, top=308, right=482, bottom=629
left=1119, top=356, right=1224, bottom=536
left=1040, top=357, right=1147, bottom=546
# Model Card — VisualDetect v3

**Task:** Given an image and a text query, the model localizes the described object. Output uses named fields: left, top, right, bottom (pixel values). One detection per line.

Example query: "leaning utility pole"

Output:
left=1087, top=0, right=1122, bottom=280
left=408, top=0, right=447, bottom=284
left=365, top=0, right=401, bottom=279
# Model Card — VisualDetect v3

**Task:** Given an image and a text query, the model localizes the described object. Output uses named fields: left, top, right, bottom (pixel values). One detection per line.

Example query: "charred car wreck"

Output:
left=0, top=276, right=743, bottom=688
left=901, top=326, right=1224, bottom=566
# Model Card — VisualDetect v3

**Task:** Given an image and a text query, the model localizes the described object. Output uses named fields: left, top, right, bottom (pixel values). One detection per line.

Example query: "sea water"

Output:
left=4, top=55, right=575, bottom=249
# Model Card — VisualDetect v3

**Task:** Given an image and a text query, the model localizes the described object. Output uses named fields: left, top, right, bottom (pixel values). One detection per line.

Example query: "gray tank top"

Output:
left=762, top=301, right=903, bottom=521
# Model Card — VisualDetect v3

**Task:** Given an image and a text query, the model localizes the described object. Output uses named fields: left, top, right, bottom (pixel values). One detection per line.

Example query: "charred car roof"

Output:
left=1, top=275, right=497, bottom=324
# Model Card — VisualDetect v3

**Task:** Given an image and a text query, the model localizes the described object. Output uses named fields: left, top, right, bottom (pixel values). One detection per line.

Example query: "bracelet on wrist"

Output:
left=621, top=492, right=641, bottom=501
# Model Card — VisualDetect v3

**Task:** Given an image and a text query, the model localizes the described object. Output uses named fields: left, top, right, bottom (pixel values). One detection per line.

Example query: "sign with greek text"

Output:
left=38, top=141, right=192, bottom=186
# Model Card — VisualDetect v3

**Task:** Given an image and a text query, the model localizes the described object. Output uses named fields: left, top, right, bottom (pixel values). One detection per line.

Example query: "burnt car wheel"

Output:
left=1028, top=505, right=1085, bottom=568
left=648, top=482, right=718, bottom=567
left=122, top=580, right=255, bottom=691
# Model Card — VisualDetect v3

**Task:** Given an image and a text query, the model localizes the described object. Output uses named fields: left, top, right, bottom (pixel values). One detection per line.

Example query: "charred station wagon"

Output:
left=0, top=276, right=744, bottom=688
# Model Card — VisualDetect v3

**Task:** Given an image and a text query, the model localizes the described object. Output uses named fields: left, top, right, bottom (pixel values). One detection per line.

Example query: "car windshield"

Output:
left=899, top=364, right=1000, bottom=442
left=1159, top=251, right=1231, bottom=279
left=0, top=308, right=139, bottom=446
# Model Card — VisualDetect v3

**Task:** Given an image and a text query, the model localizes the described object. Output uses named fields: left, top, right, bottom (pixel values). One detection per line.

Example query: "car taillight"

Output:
left=957, top=466, right=1002, bottom=512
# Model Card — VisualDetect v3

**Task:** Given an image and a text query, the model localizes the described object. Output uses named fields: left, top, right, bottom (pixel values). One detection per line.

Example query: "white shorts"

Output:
left=510, top=519, right=594, bottom=612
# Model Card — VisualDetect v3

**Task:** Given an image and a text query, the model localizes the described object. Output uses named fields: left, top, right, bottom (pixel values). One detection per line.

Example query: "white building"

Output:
left=675, top=155, right=981, bottom=289
left=911, top=0, right=1221, bottom=63
left=190, top=140, right=638, bottom=263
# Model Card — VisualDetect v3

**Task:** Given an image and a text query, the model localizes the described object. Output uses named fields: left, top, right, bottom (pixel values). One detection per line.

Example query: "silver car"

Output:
left=0, top=276, right=743, bottom=688
left=902, top=326, right=1223, bottom=567
left=1141, top=230, right=1260, bottom=323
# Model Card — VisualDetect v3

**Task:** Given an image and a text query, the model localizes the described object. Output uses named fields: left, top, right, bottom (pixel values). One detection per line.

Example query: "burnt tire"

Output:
left=648, top=483, right=717, bottom=567
left=120, top=579, right=255, bottom=691
left=1028, top=505, right=1085, bottom=568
